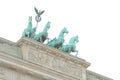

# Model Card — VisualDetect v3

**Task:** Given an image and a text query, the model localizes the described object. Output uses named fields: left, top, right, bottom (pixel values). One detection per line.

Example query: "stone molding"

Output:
left=16, top=37, right=90, bottom=80
left=0, top=37, right=113, bottom=80
left=0, top=37, right=91, bottom=80
left=16, top=37, right=90, bottom=68
left=0, top=51, right=77, bottom=80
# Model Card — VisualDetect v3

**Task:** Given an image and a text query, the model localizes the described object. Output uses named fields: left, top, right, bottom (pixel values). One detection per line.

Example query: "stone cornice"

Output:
left=0, top=37, right=15, bottom=45
left=16, top=37, right=90, bottom=68
left=0, top=51, right=79, bottom=80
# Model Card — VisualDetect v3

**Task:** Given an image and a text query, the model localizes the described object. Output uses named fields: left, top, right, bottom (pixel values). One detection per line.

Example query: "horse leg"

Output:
left=39, top=36, right=43, bottom=43
left=28, top=33, right=29, bottom=38
left=26, top=32, right=30, bottom=38
left=37, top=37, right=40, bottom=42
left=22, top=32, right=25, bottom=37
left=46, top=37, right=50, bottom=43
left=74, top=50, right=78, bottom=56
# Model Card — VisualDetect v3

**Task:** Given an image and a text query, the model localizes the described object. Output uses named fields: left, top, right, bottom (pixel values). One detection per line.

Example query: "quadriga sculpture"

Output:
left=22, top=16, right=37, bottom=38
left=33, top=21, right=51, bottom=43
left=59, top=36, right=79, bottom=56
left=47, top=27, right=68, bottom=49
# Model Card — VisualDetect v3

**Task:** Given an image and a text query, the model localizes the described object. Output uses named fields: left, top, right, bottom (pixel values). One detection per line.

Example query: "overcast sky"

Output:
left=0, top=0, right=120, bottom=80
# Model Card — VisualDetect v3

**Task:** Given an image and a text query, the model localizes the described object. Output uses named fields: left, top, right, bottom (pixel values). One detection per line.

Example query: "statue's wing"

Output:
left=34, top=7, right=38, bottom=14
left=40, top=10, right=45, bottom=15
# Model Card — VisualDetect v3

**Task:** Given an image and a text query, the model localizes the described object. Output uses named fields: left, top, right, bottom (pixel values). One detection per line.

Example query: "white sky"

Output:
left=0, top=0, right=120, bottom=80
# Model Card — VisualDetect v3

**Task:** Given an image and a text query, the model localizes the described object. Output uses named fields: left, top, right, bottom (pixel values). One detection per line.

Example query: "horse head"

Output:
left=45, top=21, right=51, bottom=30
left=27, top=16, right=33, bottom=29
left=58, top=27, right=68, bottom=38
left=29, top=16, right=32, bottom=22
left=74, top=36, right=79, bottom=43
left=62, top=27, right=69, bottom=34
left=69, top=36, right=79, bottom=45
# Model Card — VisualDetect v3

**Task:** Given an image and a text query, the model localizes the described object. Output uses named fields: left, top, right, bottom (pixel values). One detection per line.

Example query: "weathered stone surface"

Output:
left=86, top=70, right=113, bottom=80
left=0, top=51, right=61, bottom=80
left=16, top=37, right=90, bottom=80
left=0, top=37, right=113, bottom=80
left=0, top=37, right=22, bottom=58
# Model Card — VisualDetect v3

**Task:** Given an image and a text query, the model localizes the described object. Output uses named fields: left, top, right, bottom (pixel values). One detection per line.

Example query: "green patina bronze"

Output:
left=59, top=36, right=79, bottom=56
left=31, top=27, right=37, bottom=38
left=22, top=16, right=37, bottom=38
left=47, top=27, right=68, bottom=49
left=22, top=7, right=79, bottom=56
left=33, top=21, right=51, bottom=43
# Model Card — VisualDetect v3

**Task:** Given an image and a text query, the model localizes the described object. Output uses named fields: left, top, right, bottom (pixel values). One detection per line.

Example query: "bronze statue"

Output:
left=22, top=16, right=36, bottom=38
left=47, top=27, right=68, bottom=49
left=59, top=36, right=79, bottom=56
left=34, top=21, right=51, bottom=43
left=22, top=7, right=79, bottom=56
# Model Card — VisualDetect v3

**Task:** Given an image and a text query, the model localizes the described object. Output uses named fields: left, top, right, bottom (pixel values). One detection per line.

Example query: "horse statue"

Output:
left=22, top=16, right=37, bottom=38
left=47, top=27, right=68, bottom=49
left=59, top=36, right=79, bottom=56
left=31, top=27, right=37, bottom=38
left=33, top=21, right=51, bottom=43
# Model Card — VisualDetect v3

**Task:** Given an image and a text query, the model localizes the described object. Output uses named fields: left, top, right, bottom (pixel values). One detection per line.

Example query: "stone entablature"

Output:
left=0, top=37, right=113, bottom=80
left=0, top=37, right=22, bottom=58
left=0, top=37, right=90, bottom=80
left=0, top=51, right=58, bottom=80
left=17, top=37, right=90, bottom=80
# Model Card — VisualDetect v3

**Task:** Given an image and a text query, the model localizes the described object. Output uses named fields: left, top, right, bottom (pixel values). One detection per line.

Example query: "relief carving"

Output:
left=28, top=49, right=82, bottom=78
left=28, top=49, right=39, bottom=62
left=28, top=49, right=52, bottom=68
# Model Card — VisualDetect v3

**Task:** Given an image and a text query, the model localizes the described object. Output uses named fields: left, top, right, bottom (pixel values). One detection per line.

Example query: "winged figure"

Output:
left=34, top=7, right=45, bottom=23
left=34, top=7, right=45, bottom=17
